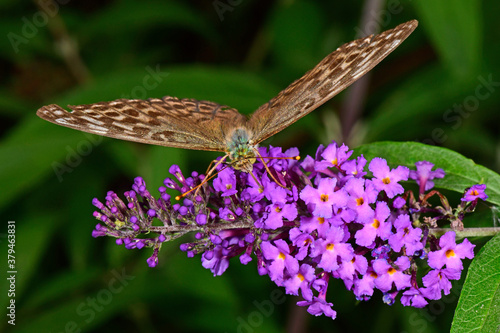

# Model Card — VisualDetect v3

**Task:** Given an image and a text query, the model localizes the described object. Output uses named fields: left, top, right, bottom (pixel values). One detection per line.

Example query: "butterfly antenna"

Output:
left=175, top=155, right=229, bottom=200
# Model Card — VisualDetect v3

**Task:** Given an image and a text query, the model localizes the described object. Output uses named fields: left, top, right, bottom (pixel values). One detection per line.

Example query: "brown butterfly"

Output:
left=37, top=20, right=418, bottom=173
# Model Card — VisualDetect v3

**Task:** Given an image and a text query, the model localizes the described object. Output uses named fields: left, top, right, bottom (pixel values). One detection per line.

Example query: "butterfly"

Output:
left=37, top=20, right=418, bottom=173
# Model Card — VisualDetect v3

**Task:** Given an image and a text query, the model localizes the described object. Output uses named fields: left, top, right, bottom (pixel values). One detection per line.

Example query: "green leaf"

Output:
left=0, top=116, right=100, bottom=212
left=353, top=142, right=500, bottom=206
left=0, top=17, right=53, bottom=60
left=269, top=1, right=325, bottom=74
left=0, top=214, right=57, bottom=310
left=366, top=65, right=473, bottom=143
left=0, top=90, right=34, bottom=117
left=60, top=65, right=277, bottom=115
left=412, top=0, right=482, bottom=79
left=79, top=0, right=217, bottom=43
left=451, top=233, right=500, bottom=332
left=22, top=269, right=101, bottom=309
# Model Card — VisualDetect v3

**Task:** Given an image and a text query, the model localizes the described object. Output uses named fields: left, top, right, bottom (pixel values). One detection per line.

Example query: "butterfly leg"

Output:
left=253, top=148, right=287, bottom=189
left=194, top=154, right=229, bottom=196
left=175, top=154, right=229, bottom=200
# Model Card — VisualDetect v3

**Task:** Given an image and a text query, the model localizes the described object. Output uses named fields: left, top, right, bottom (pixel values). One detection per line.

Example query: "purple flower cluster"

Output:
left=91, top=142, right=487, bottom=320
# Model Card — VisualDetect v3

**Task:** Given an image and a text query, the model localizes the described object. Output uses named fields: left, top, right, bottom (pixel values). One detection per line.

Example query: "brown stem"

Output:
left=340, top=0, right=384, bottom=143
left=428, top=227, right=500, bottom=239
left=148, top=220, right=254, bottom=234
left=34, top=0, right=91, bottom=84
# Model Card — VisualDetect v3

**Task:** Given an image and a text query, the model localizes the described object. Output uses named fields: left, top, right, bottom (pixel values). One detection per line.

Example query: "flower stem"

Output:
left=429, top=227, right=500, bottom=238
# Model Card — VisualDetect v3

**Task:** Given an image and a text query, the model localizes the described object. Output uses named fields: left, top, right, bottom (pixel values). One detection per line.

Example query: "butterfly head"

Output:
left=226, top=127, right=257, bottom=173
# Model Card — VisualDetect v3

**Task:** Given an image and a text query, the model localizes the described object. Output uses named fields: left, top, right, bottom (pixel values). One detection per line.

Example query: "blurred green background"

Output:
left=1, top=0, right=498, bottom=332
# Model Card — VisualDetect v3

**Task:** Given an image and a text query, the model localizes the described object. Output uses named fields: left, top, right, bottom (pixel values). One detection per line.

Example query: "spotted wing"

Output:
left=247, top=20, right=418, bottom=143
left=37, top=97, right=248, bottom=151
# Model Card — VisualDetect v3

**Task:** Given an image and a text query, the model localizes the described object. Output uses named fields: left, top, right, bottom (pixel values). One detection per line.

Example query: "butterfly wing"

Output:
left=247, top=20, right=418, bottom=144
left=37, top=97, right=247, bottom=151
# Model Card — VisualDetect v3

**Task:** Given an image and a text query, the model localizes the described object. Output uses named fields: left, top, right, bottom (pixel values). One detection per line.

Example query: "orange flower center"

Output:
left=297, top=273, right=305, bottom=282
left=356, top=197, right=364, bottom=206
left=326, top=243, right=334, bottom=251
left=320, top=194, right=329, bottom=202
left=388, top=267, right=396, bottom=275
left=278, top=252, right=286, bottom=260
left=382, top=177, right=391, bottom=185
left=317, top=217, right=325, bottom=224
left=445, top=249, right=455, bottom=258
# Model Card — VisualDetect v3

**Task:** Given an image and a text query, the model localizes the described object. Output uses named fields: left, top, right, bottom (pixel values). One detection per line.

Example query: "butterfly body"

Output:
left=225, top=127, right=257, bottom=172
left=37, top=20, right=418, bottom=174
